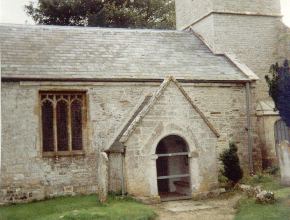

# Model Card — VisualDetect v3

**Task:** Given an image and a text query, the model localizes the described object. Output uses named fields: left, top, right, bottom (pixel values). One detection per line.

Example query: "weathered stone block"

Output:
left=277, top=141, right=290, bottom=186
left=98, top=152, right=109, bottom=203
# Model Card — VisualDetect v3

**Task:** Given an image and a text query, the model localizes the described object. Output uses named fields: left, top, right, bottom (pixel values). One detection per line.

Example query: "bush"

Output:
left=265, top=165, right=280, bottom=176
left=219, top=142, right=243, bottom=185
left=265, top=59, right=290, bottom=127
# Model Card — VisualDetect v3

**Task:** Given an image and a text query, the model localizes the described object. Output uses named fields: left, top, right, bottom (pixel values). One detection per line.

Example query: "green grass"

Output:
left=242, top=174, right=282, bottom=191
left=235, top=175, right=290, bottom=220
left=0, top=195, right=156, bottom=220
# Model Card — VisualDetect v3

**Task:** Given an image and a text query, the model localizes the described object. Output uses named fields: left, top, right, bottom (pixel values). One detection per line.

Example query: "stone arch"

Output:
left=155, top=134, right=190, bottom=154
left=155, top=135, right=192, bottom=200
left=145, top=123, right=199, bottom=156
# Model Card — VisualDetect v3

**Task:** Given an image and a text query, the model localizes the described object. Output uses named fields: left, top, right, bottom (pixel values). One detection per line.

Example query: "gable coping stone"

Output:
left=119, top=76, right=220, bottom=144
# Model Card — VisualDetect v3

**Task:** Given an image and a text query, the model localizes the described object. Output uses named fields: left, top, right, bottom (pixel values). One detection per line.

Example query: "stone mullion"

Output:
left=53, top=95, right=58, bottom=153
left=81, top=95, right=85, bottom=150
left=68, top=96, right=72, bottom=153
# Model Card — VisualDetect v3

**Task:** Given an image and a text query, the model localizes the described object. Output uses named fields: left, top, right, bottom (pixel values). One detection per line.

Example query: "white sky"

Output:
left=0, top=0, right=290, bottom=26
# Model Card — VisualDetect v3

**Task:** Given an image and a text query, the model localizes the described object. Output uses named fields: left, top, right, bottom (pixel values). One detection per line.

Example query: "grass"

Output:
left=242, top=173, right=282, bottom=191
left=0, top=195, right=156, bottom=220
left=235, top=174, right=290, bottom=220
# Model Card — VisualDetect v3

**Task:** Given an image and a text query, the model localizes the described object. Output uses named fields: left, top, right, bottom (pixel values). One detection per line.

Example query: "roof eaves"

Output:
left=2, top=76, right=251, bottom=83
left=224, top=54, right=259, bottom=81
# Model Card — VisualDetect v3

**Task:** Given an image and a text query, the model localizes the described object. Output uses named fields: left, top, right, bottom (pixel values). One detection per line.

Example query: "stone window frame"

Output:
left=39, top=90, right=88, bottom=157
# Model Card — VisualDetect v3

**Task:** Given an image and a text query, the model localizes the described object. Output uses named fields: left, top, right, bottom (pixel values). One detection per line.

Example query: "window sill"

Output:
left=42, top=150, right=85, bottom=157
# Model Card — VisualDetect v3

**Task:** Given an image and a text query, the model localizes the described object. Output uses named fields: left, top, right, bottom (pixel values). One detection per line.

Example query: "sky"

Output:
left=0, top=0, right=290, bottom=26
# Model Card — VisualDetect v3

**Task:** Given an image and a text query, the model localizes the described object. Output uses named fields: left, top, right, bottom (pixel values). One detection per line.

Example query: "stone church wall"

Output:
left=176, top=0, right=287, bottom=169
left=175, top=0, right=212, bottom=30
left=1, top=81, right=248, bottom=203
left=175, top=0, right=281, bottom=30
left=278, top=24, right=290, bottom=60
left=190, top=14, right=283, bottom=168
left=191, top=14, right=281, bottom=100
left=124, top=82, right=219, bottom=198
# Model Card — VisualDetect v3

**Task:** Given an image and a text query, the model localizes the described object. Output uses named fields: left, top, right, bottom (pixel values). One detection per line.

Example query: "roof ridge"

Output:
left=0, top=23, right=184, bottom=33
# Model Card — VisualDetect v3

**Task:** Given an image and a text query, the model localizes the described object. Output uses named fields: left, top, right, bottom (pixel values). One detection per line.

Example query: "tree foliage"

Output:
left=219, top=142, right=243, bottom=184
left=25, top=0, right=175, bottom=29
left=265, top=59, right=290, bottom=127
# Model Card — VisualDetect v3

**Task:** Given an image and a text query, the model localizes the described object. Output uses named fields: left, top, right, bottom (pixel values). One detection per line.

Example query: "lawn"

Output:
left=0, top=195, right=156, bottom=220
left=235, top=174, right=290, bottom=220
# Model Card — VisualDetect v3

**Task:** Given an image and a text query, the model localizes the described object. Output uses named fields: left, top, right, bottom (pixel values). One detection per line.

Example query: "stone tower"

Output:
left=176, top=0, right=283, bottom=99
left=175, top=0, right=289, bottom=168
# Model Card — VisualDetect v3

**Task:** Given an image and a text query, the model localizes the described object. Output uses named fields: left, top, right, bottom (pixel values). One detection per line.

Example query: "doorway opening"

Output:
left=156, top=135, right=191, bottom=201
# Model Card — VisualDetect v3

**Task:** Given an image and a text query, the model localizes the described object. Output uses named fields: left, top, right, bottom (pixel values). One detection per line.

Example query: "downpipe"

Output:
left=246, top=82, right=254, bottom=174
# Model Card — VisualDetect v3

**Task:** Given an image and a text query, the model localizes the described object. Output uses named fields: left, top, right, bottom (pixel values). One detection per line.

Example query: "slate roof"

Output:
left=0, top=24, right=250, bottom=81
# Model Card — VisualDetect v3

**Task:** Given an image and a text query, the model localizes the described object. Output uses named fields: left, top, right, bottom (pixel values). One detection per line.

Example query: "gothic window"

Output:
left=41, top=100, right=54, bottom=152
left=40, top=92, right=86, bottom=156
left=71, top=99, right=83, bottom=150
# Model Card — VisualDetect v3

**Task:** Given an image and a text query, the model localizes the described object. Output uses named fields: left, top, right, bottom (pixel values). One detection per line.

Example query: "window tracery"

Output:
left=40, top=92, right=86, bottom=156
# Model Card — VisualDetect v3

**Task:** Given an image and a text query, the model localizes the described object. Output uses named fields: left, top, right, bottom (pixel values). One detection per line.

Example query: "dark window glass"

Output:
left=41, top=92, right=85, bottom=154
left=71, top=100, right=83, bottom=150
left=42, top=100, right=54, bottom=152
left=57, top=100, right=69, bottom=151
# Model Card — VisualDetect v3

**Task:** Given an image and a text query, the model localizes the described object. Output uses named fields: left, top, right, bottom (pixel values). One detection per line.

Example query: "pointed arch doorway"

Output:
left=156, top=135, right=192, bottom=201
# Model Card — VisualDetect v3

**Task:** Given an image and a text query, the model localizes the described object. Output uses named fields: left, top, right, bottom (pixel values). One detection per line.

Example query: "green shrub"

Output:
left=265, top=165, right=280, bottom=176
left=219, top=142, right=243, bottom=185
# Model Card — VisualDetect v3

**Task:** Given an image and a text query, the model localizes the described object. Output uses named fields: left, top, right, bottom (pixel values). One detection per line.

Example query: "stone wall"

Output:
left=175, top=0, right=212, bottom=30
left=213, top=0, right=281, bottom=15
left=176, top=0, right=287, bottom=170
left=0, top=82, right=153, bottom=203
left=190, top=13, right=283, bottom=169
left=257, top=115, right=280, bottom=167
left=124, top=81, right=218, bottom=199
left=191, top=14, right=281, bottom=100
left=278, top=24, right=290, bottom=60
left=175, top=0, right=281, bottom=30
left=1, top=81, right=248, bottom=203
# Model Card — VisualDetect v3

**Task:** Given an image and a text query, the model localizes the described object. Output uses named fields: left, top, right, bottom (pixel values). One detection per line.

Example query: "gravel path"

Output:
left=151, top=194, right=241, bottom=220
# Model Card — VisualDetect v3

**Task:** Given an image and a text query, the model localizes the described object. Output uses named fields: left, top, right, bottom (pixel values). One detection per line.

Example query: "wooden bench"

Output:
left=174, top=181, right=190, bottom=195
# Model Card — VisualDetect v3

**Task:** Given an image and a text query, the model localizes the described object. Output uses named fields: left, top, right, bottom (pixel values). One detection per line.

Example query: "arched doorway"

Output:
left=156, top=135, right=191, bottom=201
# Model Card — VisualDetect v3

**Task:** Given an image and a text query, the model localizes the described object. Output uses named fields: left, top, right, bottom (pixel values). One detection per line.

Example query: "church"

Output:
left=1, top=0, right=289, bottom=203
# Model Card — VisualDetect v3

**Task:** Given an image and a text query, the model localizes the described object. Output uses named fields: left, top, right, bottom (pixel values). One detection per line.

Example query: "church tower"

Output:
left=175, top=0, right=288, bottom=168
left=175, top=0, right=283, bottom=99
